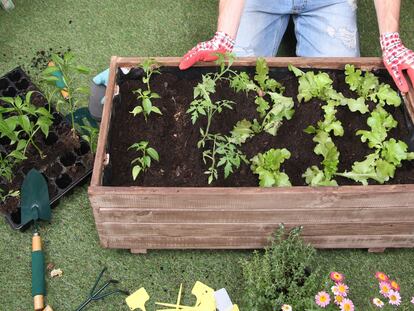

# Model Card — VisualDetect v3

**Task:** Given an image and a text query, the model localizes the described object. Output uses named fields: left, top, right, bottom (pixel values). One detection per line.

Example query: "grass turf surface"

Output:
left=1, top=0, right=414, bottom=309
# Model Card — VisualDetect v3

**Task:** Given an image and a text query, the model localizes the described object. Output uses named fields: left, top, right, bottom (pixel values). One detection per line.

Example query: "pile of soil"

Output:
left=106, top=66, right=414, bottom=187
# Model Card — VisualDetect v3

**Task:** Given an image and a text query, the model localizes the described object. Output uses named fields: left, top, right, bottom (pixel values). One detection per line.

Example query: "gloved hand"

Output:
left=93, top=68, right=110, bottom=87
left=179, top=31, right=235, bottom=70
left=380, top=32, right=414, bottom=93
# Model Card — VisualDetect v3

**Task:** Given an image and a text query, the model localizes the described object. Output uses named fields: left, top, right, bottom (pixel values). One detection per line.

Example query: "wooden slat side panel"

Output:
left=88, top=189, right=414, bottom=209
left=96, top=222, right=414, bottom=237
left=90, top=56, right=118, bottom=187
left=99, top=235, right=414, bottom=250
left=95, top=207, right=414, bottom=224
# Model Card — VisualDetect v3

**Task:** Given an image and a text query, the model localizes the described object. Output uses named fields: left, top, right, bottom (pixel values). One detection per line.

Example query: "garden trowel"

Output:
left=20, top=169, right=51, bottom=311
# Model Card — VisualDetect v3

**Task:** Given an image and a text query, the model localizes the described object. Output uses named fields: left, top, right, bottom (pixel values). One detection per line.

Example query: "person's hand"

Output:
left=179, top=31, right=235, bottom=70
left=380, top=32, right=414, bottom=93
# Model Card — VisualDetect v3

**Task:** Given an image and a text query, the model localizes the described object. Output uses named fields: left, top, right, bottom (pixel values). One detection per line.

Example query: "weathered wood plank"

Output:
left=96, top=222, right=414, bottom=237
left=88, top=185, right=414, bottom=209
left=99, top=234, right=414, bottom=250
left=95, top=207, right=414, bottom=224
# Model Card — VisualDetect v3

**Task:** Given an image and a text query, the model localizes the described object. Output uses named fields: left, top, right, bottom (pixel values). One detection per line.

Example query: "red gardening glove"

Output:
left=380, top=32, right=414, bottom=93
left=179, top=31, right=235, bottom=70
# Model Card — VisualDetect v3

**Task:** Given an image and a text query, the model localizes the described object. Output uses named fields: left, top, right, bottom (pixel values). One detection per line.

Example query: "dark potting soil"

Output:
left=0, top=85, right=93, bottom=215
left=105, top=66, right=414, bottom=187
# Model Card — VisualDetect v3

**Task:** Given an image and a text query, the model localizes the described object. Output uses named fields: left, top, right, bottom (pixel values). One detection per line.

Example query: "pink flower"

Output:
left=315, top=291, right=331, bottom=308
left=390, top=280, right=400, bottom=292
left=388, top=290, right=401, bottom=306
left=330, top=272, right=345, bottom=283
left=375, top=272, right=389, bottom=283
left=379, top=281, right=391, bottom=297
left=340, top=298, right=354, bottom=311
left=372, top=297, right=384, bottom=308
left=331, top=283, right=349, bottom=297
left=411, top=296, right=414, bottom=304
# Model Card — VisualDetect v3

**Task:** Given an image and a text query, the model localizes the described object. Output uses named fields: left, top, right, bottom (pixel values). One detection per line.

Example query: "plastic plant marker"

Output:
left=214, top=288, right=233, bottom=311
left=125, top=287, right=150, bottom=311
left=192, top=281, right=215, bottom=306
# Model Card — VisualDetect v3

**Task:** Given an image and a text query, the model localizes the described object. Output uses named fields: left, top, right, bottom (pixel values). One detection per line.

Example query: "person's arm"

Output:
left=179, top=0, right=245, bottom=70
left=374, top=0, right=414, bottom=93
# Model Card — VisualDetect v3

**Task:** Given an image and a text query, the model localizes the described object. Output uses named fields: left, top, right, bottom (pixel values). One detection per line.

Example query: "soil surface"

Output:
left=106, top=66, right=414, bottom=187
left=0, top=72, right=93, bottom=215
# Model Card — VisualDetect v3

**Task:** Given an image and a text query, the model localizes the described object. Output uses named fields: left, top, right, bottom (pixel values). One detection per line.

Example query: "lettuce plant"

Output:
left=250, top=148, right=291, bottom=187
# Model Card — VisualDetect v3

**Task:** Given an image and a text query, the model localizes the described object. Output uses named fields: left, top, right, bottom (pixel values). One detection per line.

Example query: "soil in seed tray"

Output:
left=106, top=66, right=414, bottom=187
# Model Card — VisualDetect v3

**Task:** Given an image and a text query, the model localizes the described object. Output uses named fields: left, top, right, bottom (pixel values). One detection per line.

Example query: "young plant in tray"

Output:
left=0, top=188, right=19, bottom=204
left=40, top=52, right=90, bottom=135
left=128, top=141, right=159, bottom=180
left=0, top=91, right=53, bottom=158
left=250, top=148, right=291, bottom=187
left=131, top=58, right=162, bottom=121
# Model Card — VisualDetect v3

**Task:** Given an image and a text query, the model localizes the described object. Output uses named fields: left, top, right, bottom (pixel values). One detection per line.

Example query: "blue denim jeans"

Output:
left=234, top=0, right=360, bottom=57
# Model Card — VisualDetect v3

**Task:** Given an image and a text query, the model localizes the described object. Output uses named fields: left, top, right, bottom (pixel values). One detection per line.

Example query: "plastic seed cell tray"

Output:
left=0, top=67, right=94, bottom=230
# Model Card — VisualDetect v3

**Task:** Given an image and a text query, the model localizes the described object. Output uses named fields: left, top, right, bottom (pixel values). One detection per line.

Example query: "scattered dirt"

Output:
left=105, top=66, right=414, bottom=187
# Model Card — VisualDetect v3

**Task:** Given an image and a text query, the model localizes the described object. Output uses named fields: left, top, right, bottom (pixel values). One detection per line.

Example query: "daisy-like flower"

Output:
left=334, top=295, right=344, bottom=306
left=379, top=281, right=391, bottom=297
left=281, top=305, right=292, bottom=311
left=330, top=271, right=345, bottom=283
left=315, top=291, right=331, bottom=308
left=331, top=283, right=349, bottom=297
left=411, top=296, right=414, bottom=304
left=390, top=280, right=400, bottom=292
left=375, top=272, right=389, bottom=283
left=388, top=290, right=401, bottom=306
left=340, top=298, right=354, bottom=311
left=372, top=297, right=384, bottom=308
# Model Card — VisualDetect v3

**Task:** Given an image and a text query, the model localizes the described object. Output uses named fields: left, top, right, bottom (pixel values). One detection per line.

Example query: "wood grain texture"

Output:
left=89, top=57, right=414, bottom=251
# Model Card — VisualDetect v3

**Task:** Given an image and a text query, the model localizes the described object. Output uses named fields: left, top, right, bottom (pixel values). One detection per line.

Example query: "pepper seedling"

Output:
left=128, top=141, right=159, bottom=180
left=131, top=59, right=162, bottom=121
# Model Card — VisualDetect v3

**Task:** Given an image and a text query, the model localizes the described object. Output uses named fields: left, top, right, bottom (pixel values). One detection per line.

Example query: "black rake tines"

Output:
left=75, top=267, right=129, bottom=311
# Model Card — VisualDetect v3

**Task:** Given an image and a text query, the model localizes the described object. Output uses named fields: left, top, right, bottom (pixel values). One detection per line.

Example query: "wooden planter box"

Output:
left=88, top=57, right=414, bottom=253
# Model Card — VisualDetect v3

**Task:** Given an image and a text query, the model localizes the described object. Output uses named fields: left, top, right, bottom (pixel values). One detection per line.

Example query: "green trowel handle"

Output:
left=32, top=233, right=45, bottom=311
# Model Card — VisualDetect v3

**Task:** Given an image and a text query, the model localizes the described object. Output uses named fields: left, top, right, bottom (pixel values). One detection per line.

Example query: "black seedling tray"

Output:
left=0, top=67, right=94, bottom=231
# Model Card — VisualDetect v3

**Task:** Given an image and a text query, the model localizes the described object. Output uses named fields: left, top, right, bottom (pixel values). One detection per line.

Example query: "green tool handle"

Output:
left=32, top=233, right=45, bottom=311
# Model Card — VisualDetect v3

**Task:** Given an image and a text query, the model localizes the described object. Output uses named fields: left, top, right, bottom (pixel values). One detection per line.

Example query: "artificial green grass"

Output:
left=1, top=1, right=414, bottom=310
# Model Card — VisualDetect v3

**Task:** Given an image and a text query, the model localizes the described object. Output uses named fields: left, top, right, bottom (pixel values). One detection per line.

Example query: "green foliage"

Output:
left=344, top=64, right=401, bottom=107
left=202, top=133, right=248, bottom=184
left=288, top=64, right=334, bottom=102
left=229, top=119, right=254, bottom=145
left=131, top=58, right=162, bottom=121
left=0, top=91, right=53, bottom=158
left=261, top=92, right=295, bottom=136
left=0, top=188, right=19, bottom=204
left=254, top=58, right=285, bottom=94
left=231, top=59, right=294, bottom=136
left=80, top=124, right=99, bottom=153
left=241, top=225, right=319, bottom=311
left=40, top=52, right=90, bottom=133
left=128, top=141, right=159, bottom=180
left=250, top=148, right=291, bottom=187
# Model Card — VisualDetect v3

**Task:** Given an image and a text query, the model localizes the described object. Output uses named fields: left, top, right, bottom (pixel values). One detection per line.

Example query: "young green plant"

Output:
left=250, top=148, right=291, bottom=187
left=131, top=58, right=162, bottom=121
left=40, top=52, right=90, bottom=135
left=128, top=141, right=159, bottom=180
left=0, top=91, right=53, bottom=158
